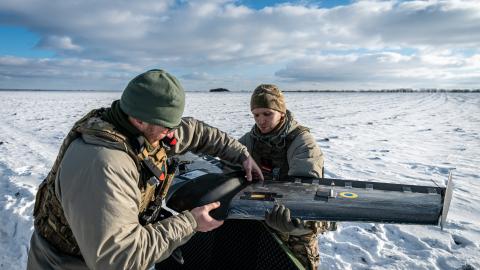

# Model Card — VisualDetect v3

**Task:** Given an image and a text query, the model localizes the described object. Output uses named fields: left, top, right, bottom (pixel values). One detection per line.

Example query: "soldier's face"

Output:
left=252, top=108, right=285, bottom=134
left=142, top=123, right=174, bottom=147
left=129, top=116, right=175, bottom=147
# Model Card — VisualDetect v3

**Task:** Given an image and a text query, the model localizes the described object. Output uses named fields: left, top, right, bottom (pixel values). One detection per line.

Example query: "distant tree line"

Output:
left=1, top=88, right=479, bottom=93
left=282, top=88, right=480, bottom=93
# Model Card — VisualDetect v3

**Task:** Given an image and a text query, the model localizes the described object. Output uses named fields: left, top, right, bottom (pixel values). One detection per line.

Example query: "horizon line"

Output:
left=1, top=88, right=479, bottom=93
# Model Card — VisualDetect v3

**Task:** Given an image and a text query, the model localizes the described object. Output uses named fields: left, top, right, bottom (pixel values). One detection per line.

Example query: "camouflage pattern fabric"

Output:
left=277, top=221, right=337, bottom=270
left=34, top=110, right=167, bottom=256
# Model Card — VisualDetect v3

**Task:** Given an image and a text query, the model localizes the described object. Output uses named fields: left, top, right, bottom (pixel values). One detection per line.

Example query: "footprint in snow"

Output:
left=451, top=234, right=476, bottom=248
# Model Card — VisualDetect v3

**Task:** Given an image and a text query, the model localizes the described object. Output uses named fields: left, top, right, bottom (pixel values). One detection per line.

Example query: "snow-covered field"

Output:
left=0, top=91, right=478, bottom=269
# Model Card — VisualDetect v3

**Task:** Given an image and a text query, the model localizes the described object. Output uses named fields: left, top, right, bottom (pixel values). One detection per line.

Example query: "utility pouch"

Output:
left=160, top=158, right=180, bottom=199
left=144, top=157, right=166, bottom=181
left=139, top=155, right=179, bottom=225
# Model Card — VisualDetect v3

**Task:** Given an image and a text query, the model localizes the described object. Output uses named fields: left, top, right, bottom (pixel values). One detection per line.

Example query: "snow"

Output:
left=0, top=91, right=479, bottom=269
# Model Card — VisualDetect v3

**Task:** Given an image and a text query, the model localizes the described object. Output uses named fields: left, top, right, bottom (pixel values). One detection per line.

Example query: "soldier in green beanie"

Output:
left=239, top=84, right=335, bottom=270
left=28, top=69, right=263, bottom=270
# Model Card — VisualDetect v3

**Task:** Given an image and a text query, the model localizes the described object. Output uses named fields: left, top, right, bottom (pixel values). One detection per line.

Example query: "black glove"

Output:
left=265, top=204, right=312, bottom=236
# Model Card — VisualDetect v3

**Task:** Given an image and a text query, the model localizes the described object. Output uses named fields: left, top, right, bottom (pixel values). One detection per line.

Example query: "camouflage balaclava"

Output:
left=250, top=84, right=287, bottom=113
left=120, top=69, right=185, bottom=128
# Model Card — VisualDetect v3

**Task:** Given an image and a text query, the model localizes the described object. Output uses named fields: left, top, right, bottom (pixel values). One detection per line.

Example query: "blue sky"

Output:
left=0, top=0, right=479, bottom=91
left=1, top=0, right=353, bottom=59
left=0, top=26, right=53, bottom=58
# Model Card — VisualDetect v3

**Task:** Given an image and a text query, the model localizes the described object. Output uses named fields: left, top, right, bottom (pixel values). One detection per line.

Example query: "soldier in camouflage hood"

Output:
left=239, top=84, right=335, bottom=270
left=27, top=69, right=263, bottom=270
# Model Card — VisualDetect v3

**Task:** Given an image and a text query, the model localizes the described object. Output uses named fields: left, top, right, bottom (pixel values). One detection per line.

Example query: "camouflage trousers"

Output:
left=276, top=221, right=337, bottom=270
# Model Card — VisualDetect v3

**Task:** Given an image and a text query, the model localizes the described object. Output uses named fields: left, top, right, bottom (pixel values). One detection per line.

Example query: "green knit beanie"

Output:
left=120, top=69, right=185, bottom=128
left=250, top=84, right=286, bottom=113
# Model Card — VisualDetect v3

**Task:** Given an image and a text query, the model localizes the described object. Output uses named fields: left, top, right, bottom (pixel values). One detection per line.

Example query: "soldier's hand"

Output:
left=242, top=156, right=264, bottom=181
left=190, top=201, right=224, bottom=232
left=265, top=204, right=312, bottom=236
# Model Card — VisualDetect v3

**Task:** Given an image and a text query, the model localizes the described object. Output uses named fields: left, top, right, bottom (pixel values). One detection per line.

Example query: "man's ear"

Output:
left=128, top=117, right=145, bottom=130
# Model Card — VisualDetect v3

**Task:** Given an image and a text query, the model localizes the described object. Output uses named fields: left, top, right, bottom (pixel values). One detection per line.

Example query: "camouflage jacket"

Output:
left=239, top=110, right=324, bottom=179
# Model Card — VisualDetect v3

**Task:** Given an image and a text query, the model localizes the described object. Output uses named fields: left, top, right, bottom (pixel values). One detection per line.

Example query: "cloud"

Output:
left=0, top=56, right=140, bottom=90
left=275, top=50, right=480, bottom=89
left=36, top=35, right=82, bottom=52
left=181, top=71, right=213, bottom=81
left=0, top=0, right=479, bottom=90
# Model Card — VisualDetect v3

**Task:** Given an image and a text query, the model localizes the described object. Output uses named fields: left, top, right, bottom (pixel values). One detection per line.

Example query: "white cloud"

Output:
left=275, top=50, right=480, bottom=89
left=0, top=0, right=479, bottom=90
left=0, top=56, right=140, bottom=90
left=36, top=36, right=82, bottom=52
left=181, top=71, right=213, bottom=80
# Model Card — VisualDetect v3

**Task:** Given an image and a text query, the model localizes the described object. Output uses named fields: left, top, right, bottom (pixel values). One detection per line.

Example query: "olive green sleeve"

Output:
left=286, top=131, right=324, bottom=178
left=169, top=117, right=249, bottom=164
left=238, top=132, right=253, bottom=152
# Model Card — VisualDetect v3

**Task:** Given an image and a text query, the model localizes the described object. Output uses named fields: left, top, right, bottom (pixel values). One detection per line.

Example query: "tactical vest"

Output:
left=251, top=126, right=309, bottom=181
left=33, top=108, right=171, bottom=257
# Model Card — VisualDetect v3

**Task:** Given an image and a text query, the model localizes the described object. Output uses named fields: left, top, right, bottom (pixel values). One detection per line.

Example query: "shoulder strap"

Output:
left=75, top=111, right=142, bottom=171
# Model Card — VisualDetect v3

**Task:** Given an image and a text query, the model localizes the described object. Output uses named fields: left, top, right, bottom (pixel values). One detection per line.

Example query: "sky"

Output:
left=0, top=0, right=479, bottom=91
